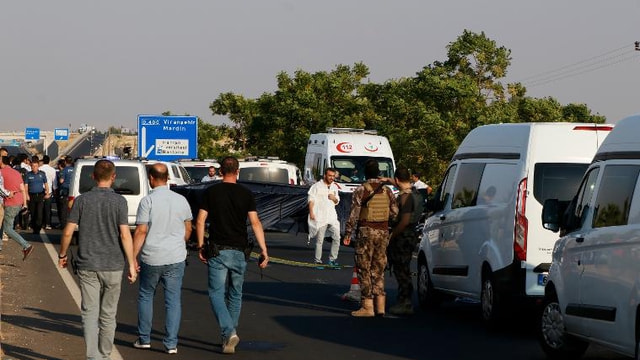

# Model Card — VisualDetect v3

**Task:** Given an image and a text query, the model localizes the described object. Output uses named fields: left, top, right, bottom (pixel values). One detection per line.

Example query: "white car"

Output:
left=141, top=160, right=192, bottom=186
left=538, top=114, right=640, bottom=359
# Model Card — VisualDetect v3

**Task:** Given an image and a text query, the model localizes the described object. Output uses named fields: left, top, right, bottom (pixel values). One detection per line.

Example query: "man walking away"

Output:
left=58, top=159, right=137, bottom=360
left=343, top=159, right=398, bottom=317
left=132, top=163, right=192, bottom=354
left=196, top=156, right=269, bottom=355
left=0, top=156, right=33, bottom=260
left=307, top=167, right=341, bottom=266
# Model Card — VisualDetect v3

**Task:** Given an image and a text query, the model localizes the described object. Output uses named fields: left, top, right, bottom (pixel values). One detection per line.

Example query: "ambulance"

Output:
left=304, top=128, right=396, bottom=192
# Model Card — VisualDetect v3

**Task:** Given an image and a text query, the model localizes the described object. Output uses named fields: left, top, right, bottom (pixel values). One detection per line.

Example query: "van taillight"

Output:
left=68, top=196, right=75, bottom=211
left=514, top=178, right=528, bottom=261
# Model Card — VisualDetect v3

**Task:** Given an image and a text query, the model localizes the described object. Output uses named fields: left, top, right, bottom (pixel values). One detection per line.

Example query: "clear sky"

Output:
left=1, top=1, right=639, bottom=132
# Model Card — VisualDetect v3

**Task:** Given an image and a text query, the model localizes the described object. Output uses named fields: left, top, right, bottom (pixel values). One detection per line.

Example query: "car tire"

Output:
left=481, top=271, right=503, bottom=324
left=537, top=291, right=589, bottom=359
left=417, top=257, right=441, bottom=310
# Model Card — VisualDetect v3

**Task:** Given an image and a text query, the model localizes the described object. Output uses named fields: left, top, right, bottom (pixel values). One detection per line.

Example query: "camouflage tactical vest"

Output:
left=359, top=182, right=390, bottom=222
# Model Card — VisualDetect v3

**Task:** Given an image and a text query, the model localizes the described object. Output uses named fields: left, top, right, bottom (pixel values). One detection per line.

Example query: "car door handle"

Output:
left=575, top=237, right=584, bottom=243
left=439, top=214, right=446, bottom=221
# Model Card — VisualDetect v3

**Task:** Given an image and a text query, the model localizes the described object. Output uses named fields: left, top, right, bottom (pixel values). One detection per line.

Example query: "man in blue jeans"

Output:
left=0, top=156, right=33, bottom=260
left=132, top=163, right=192, bottom=354
left=196, top=156, right=269, bottom=354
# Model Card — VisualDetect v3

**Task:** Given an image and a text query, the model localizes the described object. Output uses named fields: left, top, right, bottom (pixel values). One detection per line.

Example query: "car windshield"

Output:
left=184, top=167, right=212, bottom=182
left=79, top=165, right=141, bottom=195
left=331, top=156, right=394, bottom=184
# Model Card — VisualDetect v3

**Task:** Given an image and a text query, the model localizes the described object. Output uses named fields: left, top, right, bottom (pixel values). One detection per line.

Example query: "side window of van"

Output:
left=572, top=167, right=600, bottom=228
left=477, top=163, right=518, bottom=205
left=592, top=165, right=640, bottom=228
left=452, top=163, right=485, bottom=209
left=432, top=164, right=457, bottom=212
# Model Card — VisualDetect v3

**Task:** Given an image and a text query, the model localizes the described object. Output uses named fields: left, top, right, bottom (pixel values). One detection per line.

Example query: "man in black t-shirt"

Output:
left=196, top=156, right=269, bottom=355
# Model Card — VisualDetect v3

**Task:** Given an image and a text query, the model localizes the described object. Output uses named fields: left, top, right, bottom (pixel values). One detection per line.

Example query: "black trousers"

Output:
left=43, top=195, right=52, bottom=228
left=28, top=192, right=44, bottom=232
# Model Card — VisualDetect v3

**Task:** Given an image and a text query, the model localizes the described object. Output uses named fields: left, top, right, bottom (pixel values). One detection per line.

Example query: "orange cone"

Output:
left=341, top=267, right=361, bottom=302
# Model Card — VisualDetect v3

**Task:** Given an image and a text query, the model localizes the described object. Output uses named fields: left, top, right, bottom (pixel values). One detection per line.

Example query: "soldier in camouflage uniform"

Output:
left=343, top=159, right=398, bottom=317
left=387, top=166, right=422, bottom=315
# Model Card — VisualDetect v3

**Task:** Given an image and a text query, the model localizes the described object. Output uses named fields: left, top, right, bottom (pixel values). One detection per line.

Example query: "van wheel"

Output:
left=417, top=257, right=441, bottom=310
left=480, top=272, right=502, bottom=324
left=537, top=292, right=588, bottom=359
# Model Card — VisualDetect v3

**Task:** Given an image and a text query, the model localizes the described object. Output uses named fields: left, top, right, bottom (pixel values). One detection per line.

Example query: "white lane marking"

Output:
left=41, top=232, right=125, bottom=360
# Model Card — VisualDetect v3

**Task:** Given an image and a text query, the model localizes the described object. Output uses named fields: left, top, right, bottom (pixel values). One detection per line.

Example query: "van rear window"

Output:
left=79, top=166, right=141, bottom=195
left=533, top=163, right=589, bottom=203
left=239, top=167, right=288, bottom=184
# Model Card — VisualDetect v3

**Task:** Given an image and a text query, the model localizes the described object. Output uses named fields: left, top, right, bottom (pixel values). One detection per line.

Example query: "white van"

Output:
left=69, top=158, right=149, bottom=229
left=304, top=128, right=395, bottom=192
left=417, top=122, right=612, bottom=323
left=238, top=157, right=302, bottom=185
left=538, top=115, right=640, bottom=359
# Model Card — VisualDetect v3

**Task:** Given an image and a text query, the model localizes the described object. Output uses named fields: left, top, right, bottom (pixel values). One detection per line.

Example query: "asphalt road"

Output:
left=0, top=229, right=629, bottom=360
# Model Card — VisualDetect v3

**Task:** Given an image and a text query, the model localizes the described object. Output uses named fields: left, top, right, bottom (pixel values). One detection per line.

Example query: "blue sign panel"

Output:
left=137, top=115, right=198, bottom=161
left=54, top=128, right=70, bottom=141
left=25, top=127, right=40, bottom=140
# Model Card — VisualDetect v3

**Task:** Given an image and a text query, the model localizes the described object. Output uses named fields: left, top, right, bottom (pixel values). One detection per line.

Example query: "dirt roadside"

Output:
left=0, top=233, right=85, bottom=360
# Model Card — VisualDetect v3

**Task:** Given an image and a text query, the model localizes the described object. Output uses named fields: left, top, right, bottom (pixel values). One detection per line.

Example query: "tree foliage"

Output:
left=202, top=30, right=606, bottom=187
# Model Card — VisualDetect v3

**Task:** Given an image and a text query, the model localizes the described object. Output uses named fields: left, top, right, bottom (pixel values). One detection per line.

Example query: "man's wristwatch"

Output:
left=58, top=254, right=67, bottom=259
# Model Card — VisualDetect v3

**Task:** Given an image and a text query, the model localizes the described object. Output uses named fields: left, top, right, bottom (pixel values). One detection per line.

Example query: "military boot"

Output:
left=351, top=298, right=375, bottom=317
left=374, top=295, right=386, bottom=316
left=389, top=299, right=414, bottom=316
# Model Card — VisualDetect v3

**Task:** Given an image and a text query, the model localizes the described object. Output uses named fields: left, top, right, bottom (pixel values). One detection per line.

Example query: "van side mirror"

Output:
left=542, top=199, right=561, bottom=233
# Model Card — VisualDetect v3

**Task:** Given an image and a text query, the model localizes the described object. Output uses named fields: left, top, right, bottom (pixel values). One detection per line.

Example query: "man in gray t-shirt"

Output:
left=58, top=159, right=136, bottom=360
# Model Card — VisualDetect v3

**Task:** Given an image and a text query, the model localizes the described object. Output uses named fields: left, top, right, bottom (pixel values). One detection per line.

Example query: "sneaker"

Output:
left=328, top=260, right=340, bottom=267
left=132, top=339, right=151, bottom=349
left=45, top=225, right=52, bottom=230
left=165, top=347, right=178, bottom=354
left=22, top=245, right=34, bottom=261
left=222, top=334, right=240, bottom=354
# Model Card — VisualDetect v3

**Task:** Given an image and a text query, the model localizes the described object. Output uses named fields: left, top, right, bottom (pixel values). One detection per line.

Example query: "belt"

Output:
left=217, top=245, right=244, bottom=251
left=28, top=192, right=44, bottom=195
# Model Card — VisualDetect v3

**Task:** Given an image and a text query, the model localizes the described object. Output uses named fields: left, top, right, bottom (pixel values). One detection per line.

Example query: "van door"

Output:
left=425, top=164, right=457, bottom=288
left=557, top=167, right=600, bottom=332
left=578, top=164, right=640, bottom=349
left=440, top=162, right=485, bottom=294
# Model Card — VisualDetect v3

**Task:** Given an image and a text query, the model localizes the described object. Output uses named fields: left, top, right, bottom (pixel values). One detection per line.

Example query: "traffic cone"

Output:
left=341, top=267, right=361, bottom=302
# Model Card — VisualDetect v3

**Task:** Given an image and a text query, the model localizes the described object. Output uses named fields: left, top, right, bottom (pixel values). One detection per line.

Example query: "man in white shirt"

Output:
left=307, top=168, right=341, bottom=266
left=39, top=155, right=57, bottom=229
left=411, top=172, right=432, bottom=195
